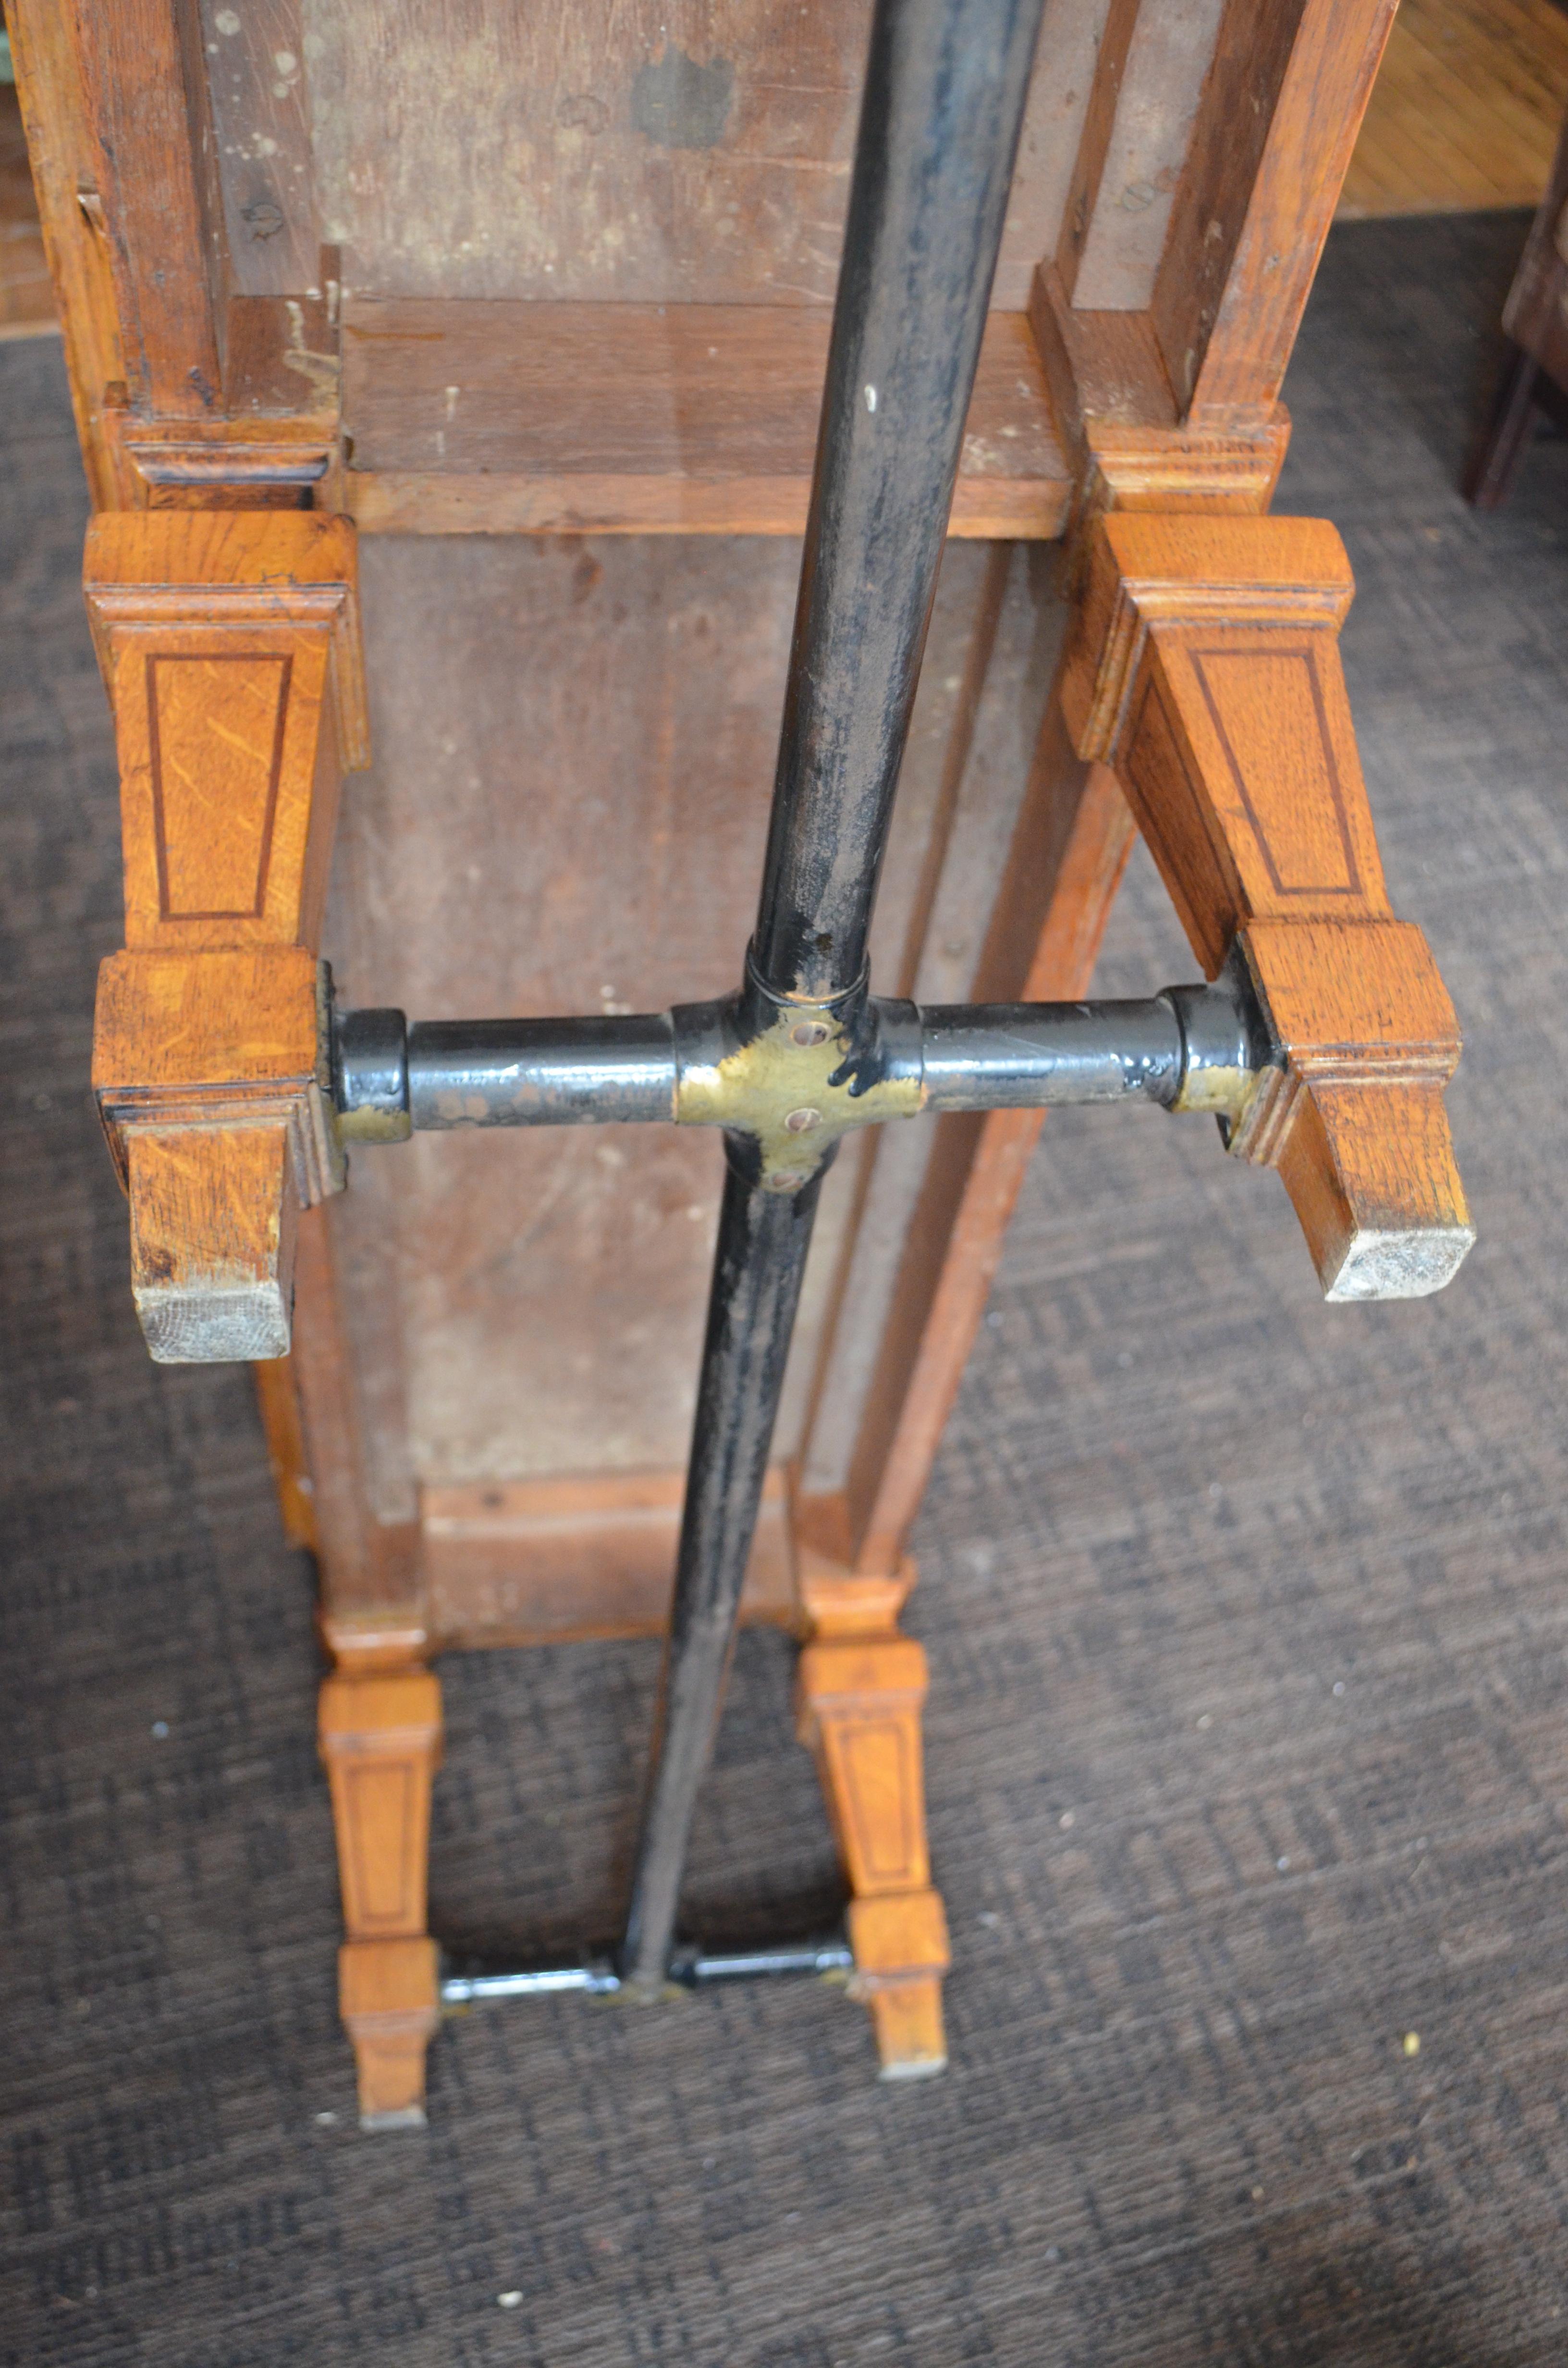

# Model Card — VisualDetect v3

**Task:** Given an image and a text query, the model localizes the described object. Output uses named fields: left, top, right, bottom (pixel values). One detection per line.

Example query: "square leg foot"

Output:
left=847, top=1890, right=950, bottom=2080
left=868, top=1978, right=948, bottom=2079
left=339, top=1937, right=440, bottom=2130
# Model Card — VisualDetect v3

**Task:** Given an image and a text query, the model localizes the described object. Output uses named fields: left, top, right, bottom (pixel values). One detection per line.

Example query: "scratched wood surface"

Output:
left=295, top=0, right=1110, bottom=310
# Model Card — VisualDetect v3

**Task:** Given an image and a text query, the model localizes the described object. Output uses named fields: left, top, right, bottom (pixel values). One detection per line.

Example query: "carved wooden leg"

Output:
left=1061, top=512, right=1473, bottom=1300
left=796, top=1566, right=949, bottom=2079
left=318, top=1667, right=442, bottom=2128
left=85, top=510, right=368, bottom=1364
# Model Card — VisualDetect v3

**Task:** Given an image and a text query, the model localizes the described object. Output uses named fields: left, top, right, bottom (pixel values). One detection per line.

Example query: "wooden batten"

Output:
left=340, top=303, right=1071, bottom=539
left=66, top=0, right=229, bottom=418
left=5, top=0, right=126, bottom=508
left=1163, top=0, right=1399, bottom=426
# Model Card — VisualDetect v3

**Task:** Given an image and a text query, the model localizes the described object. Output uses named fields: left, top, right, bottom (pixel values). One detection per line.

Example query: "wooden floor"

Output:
left=1343, top=0, right=1568, bottom=216
left=0, top=5, right=1564, bottom=333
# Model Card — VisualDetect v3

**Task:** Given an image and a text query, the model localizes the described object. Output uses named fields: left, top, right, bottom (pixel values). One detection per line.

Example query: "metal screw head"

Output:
left=784, top=1107, right=821, bottom=1134
left=790, top=1020, right=831, bottom=1048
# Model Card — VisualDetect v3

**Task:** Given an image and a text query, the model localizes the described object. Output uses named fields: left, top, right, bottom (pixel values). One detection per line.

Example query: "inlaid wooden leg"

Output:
left=1061, top=512, right=1473, bottom=1300
left=796, top=1565, right=950, bottom=2079
left=85, top=511, right=368, bottom=1364
left=318, top=1667, right=442, bottom=2128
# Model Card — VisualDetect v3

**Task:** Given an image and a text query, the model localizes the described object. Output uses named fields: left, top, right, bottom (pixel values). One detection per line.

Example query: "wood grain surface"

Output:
left=319, top=1668, right=443, bottom=2124
left=341, top=302, right=1070, bottom=538
left=797, top=1561, right=949, bottom=2076
left=86, top=511, right=365, bottom=1362
left=1063, top=512, right=1472, bottom=1302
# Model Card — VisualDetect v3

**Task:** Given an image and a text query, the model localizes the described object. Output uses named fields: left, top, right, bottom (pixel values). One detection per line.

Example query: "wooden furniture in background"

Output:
left=0, top=74, right=54, bottom=336
left=12, top=0, right=1472, bottom=2121
left=1465, top=99, right=1568, bottom=506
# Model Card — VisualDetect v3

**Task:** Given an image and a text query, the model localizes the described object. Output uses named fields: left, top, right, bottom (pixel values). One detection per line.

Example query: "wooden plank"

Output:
left=296, top=0, right=1093, bottom=312
left=829, top=732, right=1136, bottom=1575
left=5, top=0, right=125, bottom=505
left=796, top=562, right=1137, bottom=1568
left=1067, top=0, right=1228, bottom=313
left=68, top=0, right=228, bottom=416
left=340, top=302, right=1071, bottom=538
left=1054, top=0, right=1142, bottom=302
left=1156, top=0, right=1398, bottom=423
left=322, top=536, right=1030, bottom=1540
left=195, top=0, right=319, bottom=297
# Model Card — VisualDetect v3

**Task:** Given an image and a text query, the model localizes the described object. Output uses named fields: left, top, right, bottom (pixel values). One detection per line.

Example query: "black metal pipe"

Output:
left=620, top=1158, right=826, bottom=1994
left=616, top=0, right=1047, bottom=1998
left=407, top=1016, right=675, bottom=1129
left=751, top=0, right=1048, bottom=1004
left=919, top=1000, right=1184, bottom=1109
left=335, top=986, right=1268, bottom=1130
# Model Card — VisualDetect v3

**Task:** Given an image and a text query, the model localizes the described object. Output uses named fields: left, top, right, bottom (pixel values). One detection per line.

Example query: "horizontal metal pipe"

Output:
left=668, top=1937, right=854, bottom=1985
left=335, top=978, right=1270, bottom=1136
left=439, top=1935, right=852, bottom=2006
left=919, top=999, right=1183, bottom=1110
left=408, top=1015, right=676, bottom=1129
left=441, top=1961, right=618, bottom=2004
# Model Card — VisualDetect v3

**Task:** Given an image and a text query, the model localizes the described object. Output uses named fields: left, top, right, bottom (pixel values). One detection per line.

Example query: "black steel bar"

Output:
left=918, top=1001, right=1183, bottom=1109
left=407, top=1015, right=675, bottom=1129
left=752, top=0, right=1048, bottom=1004
left=617, top=0, right=1047, bottom=1996
left=620, top=1159, right=825, bottom=1992
left=334, top=982, right=1269, bottom=1131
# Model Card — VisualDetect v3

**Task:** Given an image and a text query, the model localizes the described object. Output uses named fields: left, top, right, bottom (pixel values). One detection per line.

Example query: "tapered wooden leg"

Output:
left=796, top=1566, right=950, bottom=2079
left=85, top=512, right=368, bottom=1365
left=318, top=1667, right=442, bottom=2128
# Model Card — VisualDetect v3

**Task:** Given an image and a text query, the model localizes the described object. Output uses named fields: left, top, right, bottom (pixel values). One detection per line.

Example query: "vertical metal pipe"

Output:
left=621, top=1158, right=824, bottom=1990
left=618, top=0, right=1045, bottom=1991
left=752, top=0, right=1048, bottom=1004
